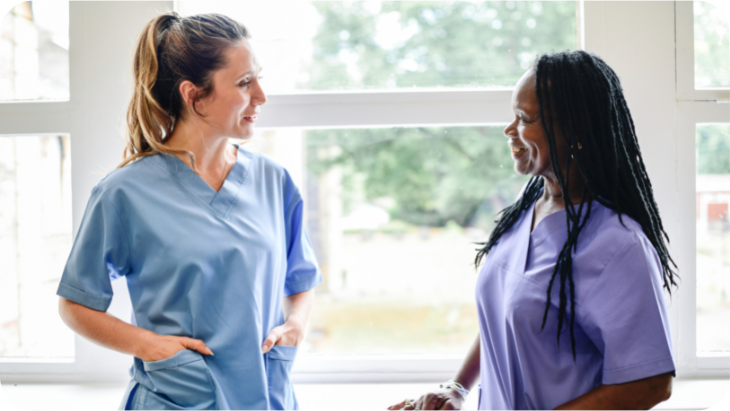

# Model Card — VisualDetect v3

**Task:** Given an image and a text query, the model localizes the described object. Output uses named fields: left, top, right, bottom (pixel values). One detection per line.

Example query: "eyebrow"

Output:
left=236, top=71, right=254, bottom=81
left=236, top=67, right=263, bottom=81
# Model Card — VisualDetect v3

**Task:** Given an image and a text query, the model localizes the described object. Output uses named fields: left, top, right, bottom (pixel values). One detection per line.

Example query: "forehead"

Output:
left=513, top=68, right=538, bottom=110
left=218, top=39, right=259, bottom=78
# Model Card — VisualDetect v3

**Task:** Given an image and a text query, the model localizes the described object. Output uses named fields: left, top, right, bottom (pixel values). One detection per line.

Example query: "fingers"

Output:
left=182, top=337, right=214, bottom=356
left=417, top=394, right=434, bottom=410
left=417, top=393, right=442, bottom=410
left=440, top=401, right=456, bottom=410
left=262, top=326, right=283, bottom=353
left=388, top=399, right=419, bottom=410
left=387, top=400, right=406, bottom=410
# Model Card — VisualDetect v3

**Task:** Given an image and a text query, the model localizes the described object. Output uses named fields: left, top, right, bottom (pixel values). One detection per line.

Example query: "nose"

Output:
left=504, top=118, right=517, bottom=138
left=252, top=80, right=267, bottom=106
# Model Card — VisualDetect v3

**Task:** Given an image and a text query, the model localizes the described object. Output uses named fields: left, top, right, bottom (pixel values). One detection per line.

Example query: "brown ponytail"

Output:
left=120, top=12, right=249, bottom=169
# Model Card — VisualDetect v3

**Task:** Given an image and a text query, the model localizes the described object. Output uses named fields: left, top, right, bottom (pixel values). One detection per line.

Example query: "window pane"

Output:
left=694, top=1, right=730, bottom=88
left=0, top=1, right=69, bottom=101
left=0, top=135, right=74, bottom=359
left=178, top=1, right=577, bottom=93
left=696, top=124, right=730, bottom=353
left=241, top=126, right=527, bottom=355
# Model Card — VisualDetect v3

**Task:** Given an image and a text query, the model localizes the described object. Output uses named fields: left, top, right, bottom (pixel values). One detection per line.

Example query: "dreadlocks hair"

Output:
left=474, top=50, right=678, bottom=359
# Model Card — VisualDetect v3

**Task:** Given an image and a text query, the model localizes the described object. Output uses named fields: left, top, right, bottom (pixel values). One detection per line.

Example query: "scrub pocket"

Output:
left=142, top=349, right=217, bottom=410
left=265, top=345, right=298, bottom=410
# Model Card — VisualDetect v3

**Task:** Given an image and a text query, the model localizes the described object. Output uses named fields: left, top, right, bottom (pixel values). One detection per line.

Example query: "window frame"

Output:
left=673, top=0, right=730, bottom=378
left=675, top=1, right=730, bottom=101
left=676, top=101, right=730, bottom=376
left=1, top=0, right=728, bottom=384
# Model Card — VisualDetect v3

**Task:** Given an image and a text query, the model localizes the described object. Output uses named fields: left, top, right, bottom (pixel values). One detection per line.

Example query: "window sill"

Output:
left=1, top=379, right=727, bottom=410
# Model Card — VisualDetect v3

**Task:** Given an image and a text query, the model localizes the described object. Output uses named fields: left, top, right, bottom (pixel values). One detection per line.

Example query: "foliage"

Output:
left=694, top=1, right=730, bottom=87
left=697, top=125, right=730, bottom=174
left=305, top=2, right=575, bottom=227
left=307, top=126, right=528, bottom=227
left=308, top=1, right=577, bottom=89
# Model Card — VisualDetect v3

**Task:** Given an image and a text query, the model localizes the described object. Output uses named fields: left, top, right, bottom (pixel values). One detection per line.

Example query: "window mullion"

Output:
left=261, top=90, right=514, bottom=129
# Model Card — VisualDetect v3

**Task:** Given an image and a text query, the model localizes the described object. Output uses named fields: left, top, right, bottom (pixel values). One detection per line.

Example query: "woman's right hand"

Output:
left=387, top=389, right=465, bottom=411
left=137, top=333, right=213, bottom=362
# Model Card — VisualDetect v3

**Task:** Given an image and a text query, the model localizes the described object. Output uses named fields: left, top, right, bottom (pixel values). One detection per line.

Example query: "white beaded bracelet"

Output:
left=440, top=380, right=469, bottom=400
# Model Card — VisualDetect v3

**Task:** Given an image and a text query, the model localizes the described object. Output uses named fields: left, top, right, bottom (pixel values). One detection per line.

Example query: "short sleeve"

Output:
left=283, top=175, right=322, bottom=297
left=56, top=187, right=131, bottom=312
left=578, top=232, right=675, bottom=385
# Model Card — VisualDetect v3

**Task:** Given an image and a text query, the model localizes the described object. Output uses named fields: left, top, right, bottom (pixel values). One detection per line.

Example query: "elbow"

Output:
left=58, top=297, right=69, bottom=323
left=662, top=377, right=673, bottom=402
left=651, top=373, right=673, bottom=407
left=58, top=297, right=76, bottom=327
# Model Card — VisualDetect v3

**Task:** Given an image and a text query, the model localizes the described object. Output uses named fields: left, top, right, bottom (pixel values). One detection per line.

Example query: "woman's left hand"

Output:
left=261, top=318, right=305, bottom=353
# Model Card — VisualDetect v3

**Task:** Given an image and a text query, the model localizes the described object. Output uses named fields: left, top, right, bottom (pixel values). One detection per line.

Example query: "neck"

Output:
left=540, top=169, right=587, bottom=209
left=165, top=117, right=231, bottom=173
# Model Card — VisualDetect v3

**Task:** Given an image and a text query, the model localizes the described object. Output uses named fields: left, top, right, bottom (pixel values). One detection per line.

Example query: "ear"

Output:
left=178, top=80, right=202, bottom=115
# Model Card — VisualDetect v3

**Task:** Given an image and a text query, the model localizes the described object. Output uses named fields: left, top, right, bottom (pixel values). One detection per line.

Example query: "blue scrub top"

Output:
left=476, top=198, right=675, bottom=410
left=57, top=146, right=322, bottom=410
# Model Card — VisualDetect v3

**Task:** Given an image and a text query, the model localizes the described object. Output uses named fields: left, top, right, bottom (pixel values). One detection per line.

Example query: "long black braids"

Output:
left=474, top=51, right=678, bottom=359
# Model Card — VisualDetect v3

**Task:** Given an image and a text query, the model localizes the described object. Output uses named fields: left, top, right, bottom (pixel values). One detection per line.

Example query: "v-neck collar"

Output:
left=510, top=195, right=599, bottom=274
left=530, top=198, right=599, bottom=248
left=163, top=145, right=252, bottom=218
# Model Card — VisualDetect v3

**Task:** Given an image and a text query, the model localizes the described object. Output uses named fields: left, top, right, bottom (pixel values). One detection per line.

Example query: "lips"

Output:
left=511, top=147, right=528, bottom=154
left=243, top=115, right=257, bottom=123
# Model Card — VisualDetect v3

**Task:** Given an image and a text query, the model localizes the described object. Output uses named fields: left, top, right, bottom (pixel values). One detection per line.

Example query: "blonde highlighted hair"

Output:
left=120, top=12, right=249, bottom=168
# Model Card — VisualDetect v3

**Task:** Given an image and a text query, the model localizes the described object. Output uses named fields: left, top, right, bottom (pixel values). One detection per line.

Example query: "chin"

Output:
left=232, top=127, right=255, bottom=140
left=513, top=165, right=530, bottom=176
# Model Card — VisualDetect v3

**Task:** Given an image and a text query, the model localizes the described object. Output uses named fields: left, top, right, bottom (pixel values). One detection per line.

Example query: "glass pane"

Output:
left=0, top=1, right=70, bottom=101
left=0, top=135, right=74, bottom=359
left=696, top=124, right=730, bottom=353
left=178, top=1, right=577, bottom=93
left=240, top=126, right=528, bottom=356
left=694, top=1, right=730, bottom=88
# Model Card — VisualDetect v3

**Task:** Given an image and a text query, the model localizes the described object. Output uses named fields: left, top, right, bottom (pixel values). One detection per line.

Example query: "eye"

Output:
left=239, top=80, right=251, bottom=88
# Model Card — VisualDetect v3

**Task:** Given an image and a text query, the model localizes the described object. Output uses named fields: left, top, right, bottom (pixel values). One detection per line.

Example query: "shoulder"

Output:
left=575, top=203, right=663, bottom=297
left=91, top=154, right=164, bottom=199
left=580, top=202, right=648, bottom=252
left=574, top=202, right=658, bottom=279
left=242, top=148, right=288, bottom=177
left=240, top=147, right=298, bottom=191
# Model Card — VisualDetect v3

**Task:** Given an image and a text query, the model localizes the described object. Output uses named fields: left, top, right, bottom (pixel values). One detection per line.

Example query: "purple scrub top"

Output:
left=475, top=198, right=675, bottom=410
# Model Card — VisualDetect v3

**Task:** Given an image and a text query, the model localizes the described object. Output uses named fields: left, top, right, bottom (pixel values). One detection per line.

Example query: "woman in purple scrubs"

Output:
left=389, top=51, right=676, bottom=410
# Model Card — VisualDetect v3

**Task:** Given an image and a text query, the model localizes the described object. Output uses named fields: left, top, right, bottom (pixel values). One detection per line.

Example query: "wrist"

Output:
left=134, top=330, right=157, bottom=360
left=441, top=379, right=469, bottom=401
left=284, top=314, right=306, bottom=332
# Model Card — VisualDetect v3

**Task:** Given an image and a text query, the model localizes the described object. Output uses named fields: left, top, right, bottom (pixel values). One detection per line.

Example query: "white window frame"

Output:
left=676, top=101, right=730, bottom=377
left=675, top=1, right=730, bottom=101
left=1, top=0, right=728, bottom=384
left=674, top=0, right=730, bottom=378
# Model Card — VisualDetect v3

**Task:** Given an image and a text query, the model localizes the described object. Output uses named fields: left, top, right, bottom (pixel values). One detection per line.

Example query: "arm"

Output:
left=58, top=297, right=212, bottom=362
left=555, top=372, right=673, bottom=410
left=453, top=335, right=481, bottom=392
left=388, top=334, right=481, bottom=410
left=261, top=289, right=315, bottom=352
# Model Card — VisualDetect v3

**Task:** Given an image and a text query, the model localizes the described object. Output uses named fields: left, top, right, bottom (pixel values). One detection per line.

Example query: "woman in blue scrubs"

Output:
left=57, top=12, right=321, bottom=410
left=390, top=51, right=676, bottom=410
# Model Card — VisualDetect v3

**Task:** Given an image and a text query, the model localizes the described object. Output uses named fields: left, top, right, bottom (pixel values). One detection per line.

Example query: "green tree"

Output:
left=694, top=1, right=730, bottom=87
left=697, top=125, right=730, bottom=174
left=308, top=1, right=577, bottom=89
left=307, top=126, right=527, bottom=227
left=306, top=2, right=576, bottom=228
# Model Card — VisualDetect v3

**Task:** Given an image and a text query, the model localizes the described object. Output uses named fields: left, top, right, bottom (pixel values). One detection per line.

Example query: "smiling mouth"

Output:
left=511, top=147, right=528, bottom=153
